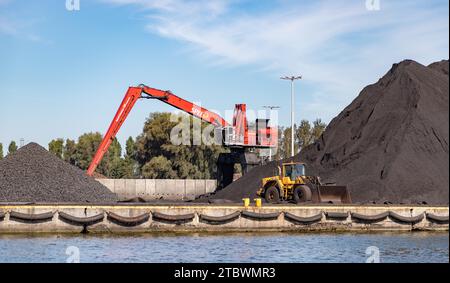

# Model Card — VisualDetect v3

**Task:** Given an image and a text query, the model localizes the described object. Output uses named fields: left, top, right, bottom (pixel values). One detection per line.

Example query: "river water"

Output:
left=0, top=232, right=448, bottom=263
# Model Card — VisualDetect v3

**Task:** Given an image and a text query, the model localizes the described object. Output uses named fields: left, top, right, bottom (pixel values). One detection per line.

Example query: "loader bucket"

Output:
left=317, top=185, right=352, bottom=204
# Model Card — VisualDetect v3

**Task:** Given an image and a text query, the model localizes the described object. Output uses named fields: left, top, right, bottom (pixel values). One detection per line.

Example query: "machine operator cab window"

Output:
left=283, top=163, right=305, bottom=181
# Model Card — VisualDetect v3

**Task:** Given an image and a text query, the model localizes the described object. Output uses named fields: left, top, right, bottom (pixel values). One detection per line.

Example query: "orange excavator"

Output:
left=87, top=84, right=277, bottom=188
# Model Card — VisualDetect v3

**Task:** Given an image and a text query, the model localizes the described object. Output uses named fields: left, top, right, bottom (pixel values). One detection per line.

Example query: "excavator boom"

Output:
left=87, top=84, right=277, bottom=177
left=87, top=87, right=142, bottom=176
left=87, top=85, right=230, bottom=176
left=140, top=85, right=230, bottom=128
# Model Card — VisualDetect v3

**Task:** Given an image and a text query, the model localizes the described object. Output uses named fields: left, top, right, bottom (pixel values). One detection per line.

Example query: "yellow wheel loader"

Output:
left=256, top=162, right=352, bottom=204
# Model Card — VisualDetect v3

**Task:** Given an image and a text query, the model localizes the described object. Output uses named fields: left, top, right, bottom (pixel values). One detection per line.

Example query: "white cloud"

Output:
left=0, top=0, right=49, bottom=43
left=0, top=16, right=17, bottom=35
left=101, top=0, right=449, bottom=120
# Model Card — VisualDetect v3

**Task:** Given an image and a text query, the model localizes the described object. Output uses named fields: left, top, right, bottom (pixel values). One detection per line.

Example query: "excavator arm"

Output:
left=140, top=85, right=229, bottom=127
left=87, top=85, right=230, bottom=176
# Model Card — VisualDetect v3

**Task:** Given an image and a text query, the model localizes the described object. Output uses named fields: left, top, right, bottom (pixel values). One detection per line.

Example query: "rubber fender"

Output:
left=0, top=211, right=5, bottom=221
left=208, top=199, right=235, bottom=204
left=426, top=213, right=449, bottom=224
left=284, top=212, right=323, bottom=224
left=9, top=211, right=54, bottom=223
left=118, top=197, right=147, bottom=203
left=241, top=211, right=280, bottom=221
left=350, top=211, right=389, bottom=223
left=199, top=211, right=241, bottom=223
left=388, top=211, right=424, bottom=224
left=58, top=211, right=104, bottom=226
left=152, top=211, right=195, bottom=222
left=107, top=212, right=150, bottom=227
left=325, top=211, right=349, bottom=220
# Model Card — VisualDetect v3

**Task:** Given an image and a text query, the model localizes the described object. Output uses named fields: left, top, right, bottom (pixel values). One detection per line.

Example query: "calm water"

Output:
left=0, top=232, right=448, bottom=263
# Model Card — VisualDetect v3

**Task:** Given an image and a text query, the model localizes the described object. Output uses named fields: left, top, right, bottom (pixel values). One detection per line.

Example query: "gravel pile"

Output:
left=204, top=59, right=449, bottom=204
left=0, top=143, right=118, bottom=203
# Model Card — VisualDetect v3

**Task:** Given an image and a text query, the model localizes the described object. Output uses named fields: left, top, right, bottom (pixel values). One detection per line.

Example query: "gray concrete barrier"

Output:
left=96, top=179, right=217, bottom=201
left=0, top=204, right=448, bottom=233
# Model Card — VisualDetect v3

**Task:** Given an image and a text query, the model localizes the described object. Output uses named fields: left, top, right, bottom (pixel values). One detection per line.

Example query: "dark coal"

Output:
left=198, top=161, right=279, bottom=202
left=0, top=143, right=118, bottom=203
left=205, top=59, right=449, bottom=205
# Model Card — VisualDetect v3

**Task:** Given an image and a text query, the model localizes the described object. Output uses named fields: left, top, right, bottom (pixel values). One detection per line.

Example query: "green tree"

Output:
left=48, top=138, right=64, bottom=158
left=135, top=112, right=227, bottom=179
left=125, top=136, right=136, bottom=159
left=296, top=120, right=312, bottom=151
left=63, top=139, right=77, bottom=165
left=73, top=132, right=124, bottom=178
left=107, top=158, right=128, bottom=179
left=142, top=155, right=177, bottom=179
left=56, top=134, right=128, bottom=178
left=8, top=141, right=17, bottom=155
left=135, top=112, right=176, bottom=163
left=0, top=143, right=3, bottom=160
left=311, top=118, right=326, bottom=142
left=105, top=138, right=125, bottom=178
left=122, top=136, right=137, bottom=178
left=109, top=138, right=122, bottom=159
left=74, top=132, right=103, bottom=170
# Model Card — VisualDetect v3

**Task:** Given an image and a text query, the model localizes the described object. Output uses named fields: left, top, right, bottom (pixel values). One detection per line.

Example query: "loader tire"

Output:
left=293, top=185, right=312, bottom=203
left=264, top=186, right=280, bottom=204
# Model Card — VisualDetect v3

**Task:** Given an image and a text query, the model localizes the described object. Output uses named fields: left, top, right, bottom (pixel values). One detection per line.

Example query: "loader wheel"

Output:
left=264, top=186, right=280, bottom=204
left=293, top=185, right=312, bottom=203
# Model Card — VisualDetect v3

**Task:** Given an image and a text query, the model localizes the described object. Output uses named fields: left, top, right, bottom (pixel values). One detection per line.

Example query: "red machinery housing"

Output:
left=87, top=84, right=277, bottom=188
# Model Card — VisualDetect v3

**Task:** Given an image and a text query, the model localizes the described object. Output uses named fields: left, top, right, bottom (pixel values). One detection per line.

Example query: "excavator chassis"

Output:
left=216, top=149, right=261, bottom=189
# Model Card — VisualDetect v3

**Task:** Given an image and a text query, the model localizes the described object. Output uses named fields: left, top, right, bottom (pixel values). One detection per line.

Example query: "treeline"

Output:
left=1, top=114, right=327, bottom=178
left=0, top=141, right=18, bottom=160
left=48, top=133, right=136, bottom=178
left=275, top=118, right=327, bottom=160
left=47, top=113, right=227, bottom=179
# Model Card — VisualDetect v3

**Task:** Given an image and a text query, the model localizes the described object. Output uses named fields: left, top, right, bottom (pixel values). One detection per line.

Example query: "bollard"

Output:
left=254, top=198, right=262, bottom=207
left=242, top=198, right=250, bottom=207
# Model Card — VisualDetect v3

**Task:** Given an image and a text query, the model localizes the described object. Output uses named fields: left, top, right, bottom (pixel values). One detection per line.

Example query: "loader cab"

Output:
left=282, top=162, right=305, bottom=182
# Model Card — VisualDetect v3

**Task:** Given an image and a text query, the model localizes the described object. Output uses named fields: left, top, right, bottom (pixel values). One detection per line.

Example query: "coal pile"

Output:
left=206, top=59, right=449, bottom=204
left=0, top=143, right=118, bottom=203
left=199, top=161, right=279, bottom=202
left=301, top=59, right=449, bottom=204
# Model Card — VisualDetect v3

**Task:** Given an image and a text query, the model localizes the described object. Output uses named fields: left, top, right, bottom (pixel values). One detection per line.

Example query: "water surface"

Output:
left=0, top=232, right=447, bottom=263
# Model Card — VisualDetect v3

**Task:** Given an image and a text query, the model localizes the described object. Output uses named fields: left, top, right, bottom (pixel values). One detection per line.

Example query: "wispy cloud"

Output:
left=101, top=0, right=449, bottom=115
left=0, top=0, right=46, bottom=42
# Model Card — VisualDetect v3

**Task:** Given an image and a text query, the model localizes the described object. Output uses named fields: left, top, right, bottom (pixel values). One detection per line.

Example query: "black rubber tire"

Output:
left=264, top=186, right=280, bottom=204
left=293, top=185, right=312, bottom=203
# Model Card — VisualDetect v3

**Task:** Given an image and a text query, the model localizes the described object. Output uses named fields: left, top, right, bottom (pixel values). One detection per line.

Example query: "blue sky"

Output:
left=0, top=0, right=448, bottom=150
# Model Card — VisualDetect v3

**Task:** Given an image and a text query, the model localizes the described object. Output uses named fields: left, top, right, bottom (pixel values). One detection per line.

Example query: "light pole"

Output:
left=281, top=75, right=302, bottom=157
left=263, top=106, right=280, bottom=161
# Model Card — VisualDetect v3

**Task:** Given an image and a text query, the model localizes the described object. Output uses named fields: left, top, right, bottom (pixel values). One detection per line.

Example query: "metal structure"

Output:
left=280, top=75, right=302, bottom=157
left=263, top=106, right=280, bottom=161
left=87, top=84, right=278, bottom=189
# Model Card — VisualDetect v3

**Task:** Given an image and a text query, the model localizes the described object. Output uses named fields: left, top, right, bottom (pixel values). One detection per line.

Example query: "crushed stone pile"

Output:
left=204, top=59, right=449, bottom=204
left=0, top=143, right=118, bottom=203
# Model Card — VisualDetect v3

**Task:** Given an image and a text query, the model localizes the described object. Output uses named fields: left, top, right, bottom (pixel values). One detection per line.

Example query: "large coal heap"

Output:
left=207, top=59, right=449, bottom=204
left=302, top=59, right=449, bottom=204
left=0, top=143, right=118, bottom=203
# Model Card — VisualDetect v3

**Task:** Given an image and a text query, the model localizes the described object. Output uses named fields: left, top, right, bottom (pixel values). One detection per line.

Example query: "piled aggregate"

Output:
left=0, top=143, right=118, bottom=203
left=204, top=59, right=449, bottom=204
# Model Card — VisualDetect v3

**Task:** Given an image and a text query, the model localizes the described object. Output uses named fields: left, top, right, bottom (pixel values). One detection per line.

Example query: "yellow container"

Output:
left=242, top=198, right=250, bottom=207
left=254, top=198, right=262, bottom=207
